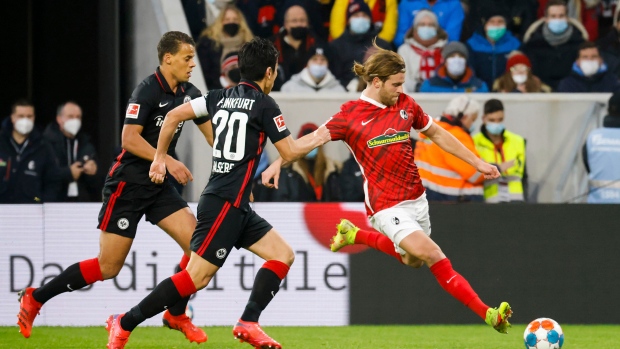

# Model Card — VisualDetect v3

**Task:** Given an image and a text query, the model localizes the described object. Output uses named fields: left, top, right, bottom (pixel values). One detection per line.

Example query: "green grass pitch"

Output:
left=1, top=324, right=619, bottom=348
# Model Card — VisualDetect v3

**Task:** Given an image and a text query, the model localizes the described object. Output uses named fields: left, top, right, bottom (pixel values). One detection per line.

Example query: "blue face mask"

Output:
left=547, top=19, right=568, bottom=34
left=350, top=17, right=371, bottom=35
left=486, top=122, right=505, bottom=135
left=305, top=148, right=318, bottom=160
left=416, top=26, right=437, bottom=41
left=469, top=124, right=477, bottom=134
left=486, top=26, right=506, bottom=41
left=308, top=63, right=328, bottom=79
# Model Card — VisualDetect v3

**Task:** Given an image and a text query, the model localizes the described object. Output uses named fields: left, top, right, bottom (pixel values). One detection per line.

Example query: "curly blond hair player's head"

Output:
left=353, top=39, right=406, bottom=83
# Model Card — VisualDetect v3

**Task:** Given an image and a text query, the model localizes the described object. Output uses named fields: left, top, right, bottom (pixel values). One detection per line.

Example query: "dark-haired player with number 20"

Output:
left=105, top=37, right=331, bottom=349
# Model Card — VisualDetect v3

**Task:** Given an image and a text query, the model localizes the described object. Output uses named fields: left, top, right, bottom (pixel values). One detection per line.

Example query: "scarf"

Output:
left=218, top=34, right=245, bottom=63
left=542, top=22, right=574, bottom=47
left=410, top=44, right=443, bottom=80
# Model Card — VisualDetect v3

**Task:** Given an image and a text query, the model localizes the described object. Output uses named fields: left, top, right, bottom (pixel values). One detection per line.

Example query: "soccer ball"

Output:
left=523, top=318, right=564, bottom=349
left=185, top=304, right=194, bottom=320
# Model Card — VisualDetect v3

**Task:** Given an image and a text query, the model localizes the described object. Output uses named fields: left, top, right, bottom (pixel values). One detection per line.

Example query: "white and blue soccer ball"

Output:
left=185, top=304, right=194, bottom=320
left=524, top=318, right=564, bottom=349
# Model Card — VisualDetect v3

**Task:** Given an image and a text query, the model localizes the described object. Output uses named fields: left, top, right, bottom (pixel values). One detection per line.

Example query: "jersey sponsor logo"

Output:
left=274, top=115, right=287, bottom=132
left=159, top=101, right=169, bottom=107
left=117, top=218, right=129, bottom=230
left=400, top=110, right=409, bottom=120
left=367, top=128, right=409, bottom=148
left=216, top=248, right=227, bottom=259
left=125, top=103, right=140, bottom=119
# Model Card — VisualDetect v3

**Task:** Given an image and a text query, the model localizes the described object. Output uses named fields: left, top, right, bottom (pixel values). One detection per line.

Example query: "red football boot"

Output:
left=106, top=314, right=131, bottom=349
left=162, top=309, right=207, bottom=343
left=233, top=320, right=281, bottom=349
left=17, top=287, right=42, bottom=338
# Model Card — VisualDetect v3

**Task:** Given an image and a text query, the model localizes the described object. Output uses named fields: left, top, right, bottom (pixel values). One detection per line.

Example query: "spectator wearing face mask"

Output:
left=281, top=46, right=345, bottom=92
left=522, top=0, right=587, bottom=90
left=419, top=41, right=489, bottom=92
left=414, top=95, right=485, bottom=202
left=0, top=99, right=60, bottom=203
left=219, top=52, right=241, bottom=89
left=272, top=5, right=333, bottom=91
left=493, top=51, right=552, bottom=93
left=473, top=99, right=527, bottom=203
left=196, top=4, right=254, bottom=90
left=270, top=123, right=342, bottom=202
left=397, top=9, right=448, bottom=92
left=395, top=0, right=465, bottom=47
left=330, top=0, right=392, bottom=87
left=330, top=0, right=398, bottom=43
left=466, top=5, right=522, bottom=90
left=43, top=101, right=100, bottom=202
left=557, top=41, right=620, bottom=92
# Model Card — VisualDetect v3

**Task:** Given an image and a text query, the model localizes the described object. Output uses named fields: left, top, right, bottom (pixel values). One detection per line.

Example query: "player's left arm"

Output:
left=422, top=123, right=500, bottom=179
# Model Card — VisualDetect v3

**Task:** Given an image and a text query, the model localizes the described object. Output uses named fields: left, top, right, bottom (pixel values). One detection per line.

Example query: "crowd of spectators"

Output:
left=183, top=0, right=620, bottom=94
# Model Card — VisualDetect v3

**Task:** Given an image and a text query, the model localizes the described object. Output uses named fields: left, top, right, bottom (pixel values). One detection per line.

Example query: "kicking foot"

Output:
left=17, top=287, right=42, bottom=338
left=106, top=314, right=131, bottom=349
left=162, top=309, right=207, bottom=343
left=330, top=219, right=359, bottom=252
left=233, top=319, right=281, bottom=349
left=485, top=302, right=512, bottom=334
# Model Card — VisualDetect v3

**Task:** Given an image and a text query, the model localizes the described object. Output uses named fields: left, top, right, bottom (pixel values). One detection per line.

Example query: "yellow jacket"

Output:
left=473, top=129, right=526, bottom=202
left=329, top=0, right=398, bottom=43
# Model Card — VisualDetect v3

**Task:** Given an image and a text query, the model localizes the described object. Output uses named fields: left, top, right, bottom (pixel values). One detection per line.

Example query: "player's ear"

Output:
left=372, top=76, right=382, bottom=89
left=163, top=52, right=172, bottom=65
left=265, top=66, right=273, bottom=81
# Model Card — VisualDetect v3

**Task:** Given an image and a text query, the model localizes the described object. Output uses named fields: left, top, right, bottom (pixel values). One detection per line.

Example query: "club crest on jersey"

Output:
left=400, top=110, right=409, bottom=120
left=183, top=95, right=191, bottom=103
left=367, top=128, right=409, bottom=148
left=125, top=103, right=140, bottom=119
left=273, top=115, right=287, bottom=132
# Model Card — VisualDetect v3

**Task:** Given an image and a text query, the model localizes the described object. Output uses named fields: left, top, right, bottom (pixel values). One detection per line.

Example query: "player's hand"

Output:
left=261, top=163, right=281, bottom=189
left=314, top=124, right=331, bottom=145
left=164, top=157, right=193, bottom=185
left=476, top=159, right=500, bottom=179
left=149, top=159, right=167, bottom=184
left=83, top=159, right=97, bottom=175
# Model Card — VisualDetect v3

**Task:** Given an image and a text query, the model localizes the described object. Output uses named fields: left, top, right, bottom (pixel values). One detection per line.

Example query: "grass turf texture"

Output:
left=1, top=324, right=619, bottom=348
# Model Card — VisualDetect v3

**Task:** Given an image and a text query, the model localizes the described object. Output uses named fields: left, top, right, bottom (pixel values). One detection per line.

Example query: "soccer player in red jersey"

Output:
left=262, top=42, right=513, bottom=333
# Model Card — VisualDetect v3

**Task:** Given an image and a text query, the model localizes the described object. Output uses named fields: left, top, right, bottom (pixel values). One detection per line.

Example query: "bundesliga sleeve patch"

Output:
left=125, top=103, right=140, bottom=119
left=273, top=115, right=287, bottom=132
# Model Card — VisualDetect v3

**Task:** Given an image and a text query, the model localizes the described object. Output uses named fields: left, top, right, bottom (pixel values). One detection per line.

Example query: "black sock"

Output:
left=168, top=264, right=190, bottom=316
left=240, top=268, right=282, bottom=322
left=120, top=277, right=182, bottom=332
left=32, top=263, right=88, bottom=304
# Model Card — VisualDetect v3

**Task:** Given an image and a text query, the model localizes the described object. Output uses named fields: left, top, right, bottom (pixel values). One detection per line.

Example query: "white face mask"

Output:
left=308, top=63, right=328, bottom=79
left=63, top=118, right=82, bottom=136
left=512, top=73, right=527, bottom=85
left=446, top=56, right=466, bottom=76
left=579, top=60, right=600, bottom=76
left=14, top=118, right=34, bottom=135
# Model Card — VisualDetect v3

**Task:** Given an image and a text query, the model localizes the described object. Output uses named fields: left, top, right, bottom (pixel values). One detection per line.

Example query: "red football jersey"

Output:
left=326, top=93, right=432, bottom=216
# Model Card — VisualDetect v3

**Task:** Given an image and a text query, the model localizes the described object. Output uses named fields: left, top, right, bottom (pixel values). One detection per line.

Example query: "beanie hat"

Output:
left=347, top=0, right=372, bottom=21
left=413, top=9, right=438, bottom=28
left=221, top=51, right=239, bottom=72
left=506, top=52, right=531, bottom=72
left=481, top=3, right=510, bottom=24
left=297, top=122, right=318, bottom=138
left=442, top=41, right=468, bottom=59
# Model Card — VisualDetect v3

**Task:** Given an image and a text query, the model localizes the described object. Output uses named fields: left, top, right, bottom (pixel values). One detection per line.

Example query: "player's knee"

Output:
left=424, top=248, right=445, bottom=265
left=98, top=260, right=123, bottom=279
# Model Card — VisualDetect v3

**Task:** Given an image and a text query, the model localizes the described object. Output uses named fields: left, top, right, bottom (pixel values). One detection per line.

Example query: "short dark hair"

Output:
left=578, top=41, right=598, bottom=53
left=157, top=31, right=195, bottom=63
left=238, top=37, right=279, bottom=82
left=11, top=99, right=34, bottom=114
left=56, top=100, right=80, bottom=116
left=484, top=99, right=504, bottom=115
left=545, top=0, right=567, bottom=15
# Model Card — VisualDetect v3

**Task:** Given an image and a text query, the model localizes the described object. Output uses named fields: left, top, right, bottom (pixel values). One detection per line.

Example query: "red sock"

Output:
left=262, top=260, right=290, bottom=279
left=429, top=258, right=489, bottom=319
left=170, top=270, right=197, bottom=298
left=179, top=254, right=190, bottom=270
left=355, top=229, right=403, bottom=263
left=79, top=258, right=103, bottom=284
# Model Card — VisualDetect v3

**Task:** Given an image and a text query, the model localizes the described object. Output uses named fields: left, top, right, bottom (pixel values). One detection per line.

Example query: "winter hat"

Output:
left=297, top=122, right=319, bottom=138
left=413, top=9, right=438, bottom=28
left=221, top=51, right=239, bottom=72
left=308, top=45, right=328, bottom=60
left=506, top=52, right=531, bottom=72
left=347, top=0, right=372, bottom=21
left=481, top=3, right=510, bottom=24
left=442, top=41, right=468, bottom=59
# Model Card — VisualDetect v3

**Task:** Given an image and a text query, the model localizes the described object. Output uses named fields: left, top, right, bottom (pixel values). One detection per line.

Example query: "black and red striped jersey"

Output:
left=107, top=67, right=206, bottom=186
left=326, top=93, right=432, bottom=216
left=190, top=79, right=291, bottom=209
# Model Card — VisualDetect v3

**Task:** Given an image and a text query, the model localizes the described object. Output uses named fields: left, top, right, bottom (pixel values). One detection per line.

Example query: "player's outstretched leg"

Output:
left=330, top=219, right=402, bottom=262
left=16, top=288, right=42, bottom=338
left=485, top=302, right=513, bottom=334
left=162, top=255, right=207, bottom=343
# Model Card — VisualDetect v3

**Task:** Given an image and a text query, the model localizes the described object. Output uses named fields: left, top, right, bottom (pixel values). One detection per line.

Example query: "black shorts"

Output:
left=97, top=179, right=188, bottom=238
left=191, top=194, right=272, bottom=267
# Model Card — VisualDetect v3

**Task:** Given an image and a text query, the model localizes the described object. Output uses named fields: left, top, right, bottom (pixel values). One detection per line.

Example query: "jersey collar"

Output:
left=154, top=67, right=186, bottom=95
left=360, top=92, right=386, bottom=109
left=239, top=79, right=263, bottom=93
